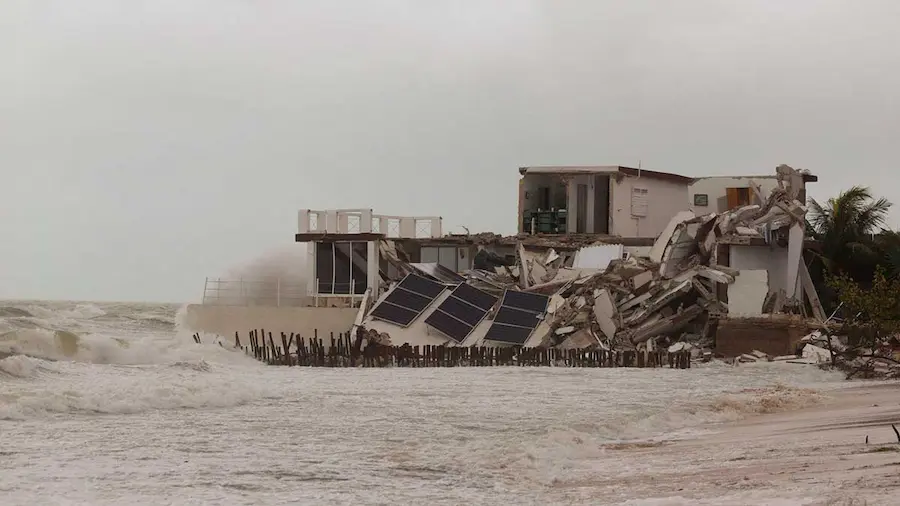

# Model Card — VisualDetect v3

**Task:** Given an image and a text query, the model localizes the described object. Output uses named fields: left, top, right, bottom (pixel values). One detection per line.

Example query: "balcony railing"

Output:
left=201, top=278, right=308, bottom=307
left=298, top=208, right=442, bottom=238
left=201, top=278, right=368, bottom=307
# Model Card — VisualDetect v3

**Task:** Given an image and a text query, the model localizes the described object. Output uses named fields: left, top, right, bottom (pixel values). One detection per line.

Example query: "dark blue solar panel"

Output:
left=424, top=283, right=496, bottom=342
left=370, top=302, right=419, bottom=326
left=399, top=273, right=445, bottom=298
left=501, top=290, right=549, bottom=314
left=484, top=323, right=533, bottom=345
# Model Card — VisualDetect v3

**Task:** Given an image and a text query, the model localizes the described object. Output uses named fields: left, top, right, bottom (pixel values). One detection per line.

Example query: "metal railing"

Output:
left=298, top=208, right=442, bottom=238
left=201, top=278, right=310, bottom=307
left=201, top=278, right=370, bottom=307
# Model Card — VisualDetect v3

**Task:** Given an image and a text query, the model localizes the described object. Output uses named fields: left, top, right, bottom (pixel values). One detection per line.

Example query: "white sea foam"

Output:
left=0, top=300, right=866, bottom=504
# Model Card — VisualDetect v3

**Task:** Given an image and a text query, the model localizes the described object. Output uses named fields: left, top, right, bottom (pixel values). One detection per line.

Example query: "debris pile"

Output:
left=362, top=164, right=824, bottom=358
left=501, top=164, right=818, bottom=354
left=724, top=330, right=900, bottom=378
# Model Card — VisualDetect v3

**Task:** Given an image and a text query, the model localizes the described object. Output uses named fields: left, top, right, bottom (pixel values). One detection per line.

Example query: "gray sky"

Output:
left=2, top=0, right=898, bottom=303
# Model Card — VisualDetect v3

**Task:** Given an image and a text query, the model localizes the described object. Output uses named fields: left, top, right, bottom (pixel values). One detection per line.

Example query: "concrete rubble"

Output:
left=504, top=164, right=815, bottom=353
left=363, top=164, right=829, bottom=357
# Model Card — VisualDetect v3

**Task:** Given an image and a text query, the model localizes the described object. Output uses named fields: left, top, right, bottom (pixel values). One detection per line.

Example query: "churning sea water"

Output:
left=0, top=300, right=845, bottom=505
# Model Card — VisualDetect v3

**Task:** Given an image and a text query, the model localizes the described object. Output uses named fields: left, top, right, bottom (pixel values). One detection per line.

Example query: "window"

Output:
left=631, top=187, right=649, bottom=217
left=726, top=187, right=751, bottom=209
left=315, top=241, right=369, bottom=295
left=693, top=193, right=709, bottom=206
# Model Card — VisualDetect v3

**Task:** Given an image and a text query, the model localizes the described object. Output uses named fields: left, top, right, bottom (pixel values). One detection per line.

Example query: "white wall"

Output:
left=421, top=246, right=473, bottom=272
left=727, top=269, right=770, bottom=316
left=184, top=305, right=358, bottom=345
left=729, top=245, right=789, bottom=294
left=610, top=175, right=690, bottom=238
left=689, top=176, right=779, bottom=214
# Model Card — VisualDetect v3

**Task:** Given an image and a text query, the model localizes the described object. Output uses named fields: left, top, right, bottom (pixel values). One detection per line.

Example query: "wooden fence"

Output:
left=193, top=330, right=692, bottom=369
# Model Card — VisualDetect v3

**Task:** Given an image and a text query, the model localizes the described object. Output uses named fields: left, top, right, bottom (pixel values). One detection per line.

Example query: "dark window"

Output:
left=315, top=242, right=334, bottom=293
left=351, top=242, right=368, bottom=294
left=316, top=241, right=370, bottom=294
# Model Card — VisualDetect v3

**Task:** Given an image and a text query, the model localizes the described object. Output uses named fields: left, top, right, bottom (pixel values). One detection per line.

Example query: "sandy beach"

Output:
left=594, top=381, right=900, bottom=505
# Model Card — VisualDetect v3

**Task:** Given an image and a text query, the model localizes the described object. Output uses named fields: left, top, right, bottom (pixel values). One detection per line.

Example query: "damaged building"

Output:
left=190, top=163, right=827, bottom=360
left=350, top=164, right=824, bottom=358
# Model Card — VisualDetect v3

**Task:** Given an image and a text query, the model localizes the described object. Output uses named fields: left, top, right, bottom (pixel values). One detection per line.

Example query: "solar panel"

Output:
left=424, top=283, right=498, bottom=343
left=398, top=273, right=445, bottom=299
left=493, top=306, right=541, bottom=327
left=369, top=274, right=446, bottom=327
left=502, top=290, right=550, bottom=314
left=424, top=309, right=472, bottom=342
left=484, top=324, right=534, bottom=345
left=482, top=290, right=550, bottom=345
left=453, top=283, right=497, bottom=311
left=370, top=302, right=419, bottom=327
left=384, top=288, right=433, bottom=312
left=434, top=296, right=485, bottom=327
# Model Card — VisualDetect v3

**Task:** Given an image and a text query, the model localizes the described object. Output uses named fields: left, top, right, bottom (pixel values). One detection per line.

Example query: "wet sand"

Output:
left=598, top=382, right=900, bottom=505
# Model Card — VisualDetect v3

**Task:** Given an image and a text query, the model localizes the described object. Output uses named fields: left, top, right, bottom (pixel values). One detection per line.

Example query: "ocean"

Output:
left=0, top=300, right=847, bottom=505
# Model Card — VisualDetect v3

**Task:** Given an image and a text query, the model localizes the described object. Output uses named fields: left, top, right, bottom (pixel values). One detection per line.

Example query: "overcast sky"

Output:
left=2, top=0, right=898, bottom=302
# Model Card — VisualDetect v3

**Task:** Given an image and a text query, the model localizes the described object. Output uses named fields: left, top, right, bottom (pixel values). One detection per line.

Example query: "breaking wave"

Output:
left=0, top=327, right=249, bottom=366
left=0, top=355, right=48, bottom=379
left=0, top=306, right=33, bottom=318
left=0, top=300, right=272, bottom=420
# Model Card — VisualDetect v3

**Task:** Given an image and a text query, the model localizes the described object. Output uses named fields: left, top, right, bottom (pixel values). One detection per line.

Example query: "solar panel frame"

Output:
left=482, top=289, right=550, bottom=345
left=493, top=306, right=541, bottom=328
left=368, top=273, right=446, bottom=327
left=424, top=283, right=498, bottom=343
left=453, top=283, right=498, bottom=311
left=423, top=309, right=472, bottom=343
left=398, top=273, right=445, bottom=299
left=433, top=295, right=486, bottom=327
left=483, top=323, right=534, bottom=345
left=370, top=302, right=419, bottom=327
left=382, top=287, right=433, bottom=313
left=501, top=290, right=550, bottom=314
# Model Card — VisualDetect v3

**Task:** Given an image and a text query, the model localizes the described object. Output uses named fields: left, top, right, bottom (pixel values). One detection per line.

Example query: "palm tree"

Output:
left=874, top=230, right=900, bottom=278
left=807, top=186, right=892, bottom=282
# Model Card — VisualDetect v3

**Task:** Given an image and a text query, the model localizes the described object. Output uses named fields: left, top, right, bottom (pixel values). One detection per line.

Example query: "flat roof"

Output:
left=519, top=166, right=818, bottom=184
left=518, top=165, right=694, bottom=184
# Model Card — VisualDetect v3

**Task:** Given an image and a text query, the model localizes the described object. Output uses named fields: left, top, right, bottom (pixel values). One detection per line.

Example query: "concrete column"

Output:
left=360, top=209, right=373, bottom=233
left=400, top=218, right=415, bottom=238
left=298, top=210, right=309, bottom=233
left=586, top=176, right=596, bottom=233
left=367, top=241, right=379, bottom=295
left=430, top=218, right=442, bottom=238
left=786, top=223, right=803, bottom=299
left=566, top=177, right=577, bottom=233
left=325, top=211, right=339, bottom=233
left=307, top=242, right=317, bottom=296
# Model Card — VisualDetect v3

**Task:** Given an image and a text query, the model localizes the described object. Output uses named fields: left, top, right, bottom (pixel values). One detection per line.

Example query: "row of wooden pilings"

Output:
left=213, top=329, right=692, bottom=369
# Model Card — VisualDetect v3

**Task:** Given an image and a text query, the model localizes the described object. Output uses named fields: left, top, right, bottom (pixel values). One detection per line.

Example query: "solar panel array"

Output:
left=424, top=283, right=498, bottom=342
left=369, top=273, right=446, bottom=327
left=483, top=290, right=550, bottom=345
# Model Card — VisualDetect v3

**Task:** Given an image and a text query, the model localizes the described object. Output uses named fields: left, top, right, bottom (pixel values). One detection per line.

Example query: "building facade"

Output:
left=689, top=173, right=817, bottom=214
left=517, top=166, right=693, bottom=238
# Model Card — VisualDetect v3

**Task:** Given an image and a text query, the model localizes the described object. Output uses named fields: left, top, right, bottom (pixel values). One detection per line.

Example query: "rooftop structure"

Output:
left=517, top=165, right=694, bottom=238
